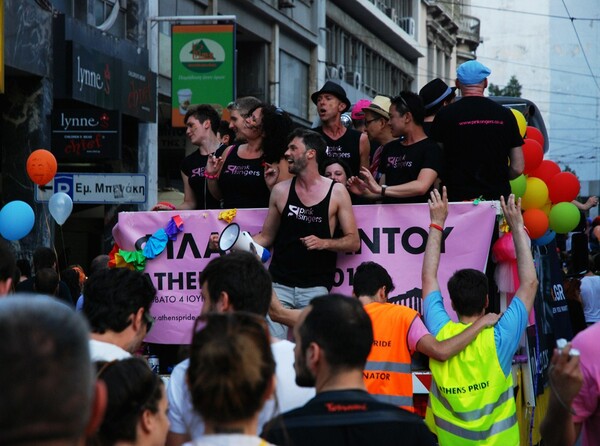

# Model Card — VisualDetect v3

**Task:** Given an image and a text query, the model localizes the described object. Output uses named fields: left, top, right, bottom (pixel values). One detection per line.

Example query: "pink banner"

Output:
left=114, top=202, right=497, bottom=344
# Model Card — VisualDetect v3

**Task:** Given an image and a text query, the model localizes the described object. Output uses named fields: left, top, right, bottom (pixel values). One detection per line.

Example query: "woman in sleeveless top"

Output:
left=206, top=104, right=293, bottom=209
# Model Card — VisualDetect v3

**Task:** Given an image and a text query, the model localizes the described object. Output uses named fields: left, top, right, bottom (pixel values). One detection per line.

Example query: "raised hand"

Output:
left=428, top=187, right=448, bottom=227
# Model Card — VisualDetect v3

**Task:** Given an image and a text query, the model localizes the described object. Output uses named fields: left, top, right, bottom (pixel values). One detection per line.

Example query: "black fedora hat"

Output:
left=311, top=81, right=352, bottom=112
left=419, top=78, right=457, bottom=110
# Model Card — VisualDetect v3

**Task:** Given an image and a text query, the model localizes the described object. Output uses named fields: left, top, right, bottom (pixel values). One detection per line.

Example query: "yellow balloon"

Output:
left=540, top=199, right=552, bottom=216
left=521, top=177, right=548, bottom=210
left=511, top=108, right=527, bottom=137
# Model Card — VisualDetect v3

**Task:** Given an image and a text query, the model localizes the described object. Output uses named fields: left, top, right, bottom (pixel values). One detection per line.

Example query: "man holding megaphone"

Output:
left=253, top=128, right=360, bottom=338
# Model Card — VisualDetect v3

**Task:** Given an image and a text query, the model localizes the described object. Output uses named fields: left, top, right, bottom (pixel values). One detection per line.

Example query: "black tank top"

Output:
left=269, top=178, right=338, bottom=289
left=217, top=144, right=270, bottom=209
left=316, top=126, right=362, bottom=176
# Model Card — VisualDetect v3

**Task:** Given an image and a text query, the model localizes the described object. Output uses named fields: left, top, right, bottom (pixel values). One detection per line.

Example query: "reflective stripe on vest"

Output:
left=430, top=381, right=515, bottom=422
left=370, top=393, right=413, bottom=407
left=432, top=412, right=518, bottom=441
left=363, top=302, right=417, bottom=411
left=427, top=322, right=518, bottom=445
left=364, top=361, right=412, bottom=374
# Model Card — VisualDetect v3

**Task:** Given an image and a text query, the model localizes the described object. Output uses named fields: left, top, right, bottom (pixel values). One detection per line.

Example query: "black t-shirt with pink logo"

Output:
left=316, top=126, right=362, bottom=177
left=217, top=144, right=270, bottom=209
left=180, top=147, right=224, bottom=210
left=377, top=138, right=442, bottom=204
left=269, top=177, right=337, bottom=289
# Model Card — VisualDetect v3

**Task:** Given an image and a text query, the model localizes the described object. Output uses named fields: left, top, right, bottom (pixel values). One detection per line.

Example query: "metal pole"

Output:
left=148, top=15, right=236, bottom=23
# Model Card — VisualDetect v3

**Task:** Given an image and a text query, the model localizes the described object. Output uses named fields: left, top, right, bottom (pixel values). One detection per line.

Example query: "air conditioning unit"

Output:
left=386, top=7, right=398, bottom=23
left=337, top=64, right=346, bottom=81
left=345, top=71, right=363, bottom=90
left=327, top=66, right=339, bottom=80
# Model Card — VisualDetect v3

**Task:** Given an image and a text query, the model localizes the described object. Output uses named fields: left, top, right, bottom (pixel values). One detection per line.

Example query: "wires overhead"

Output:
left=561, top=0, right=600, bottom=93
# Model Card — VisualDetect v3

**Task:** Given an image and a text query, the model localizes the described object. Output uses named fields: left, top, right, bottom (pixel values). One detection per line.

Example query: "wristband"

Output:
left=204, top=173, right=219, bottom=180
left=429, top=223, right=443, bottom=232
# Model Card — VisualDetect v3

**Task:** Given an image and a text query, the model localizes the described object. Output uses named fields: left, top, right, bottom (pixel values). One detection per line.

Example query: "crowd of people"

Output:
left=1, top=59, right=599, bottom=446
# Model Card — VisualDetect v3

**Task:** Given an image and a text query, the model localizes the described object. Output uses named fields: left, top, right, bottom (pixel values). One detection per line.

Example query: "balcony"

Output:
left=457, top=14, right=481, bottom=51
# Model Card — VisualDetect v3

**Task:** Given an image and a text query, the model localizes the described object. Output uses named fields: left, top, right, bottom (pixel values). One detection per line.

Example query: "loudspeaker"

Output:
left=218, top=223, right=271, bottom=263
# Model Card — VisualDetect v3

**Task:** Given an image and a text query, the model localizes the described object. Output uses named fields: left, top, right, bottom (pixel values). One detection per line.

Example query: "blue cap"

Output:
left=457, top=60, right=491, bottom=85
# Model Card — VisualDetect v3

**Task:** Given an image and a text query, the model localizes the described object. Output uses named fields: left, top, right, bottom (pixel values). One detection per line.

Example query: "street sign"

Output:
left=35, top=173, right=147, bottom=204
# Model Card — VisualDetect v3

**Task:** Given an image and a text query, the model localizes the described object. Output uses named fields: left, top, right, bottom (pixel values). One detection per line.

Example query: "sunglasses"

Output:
left=395, top=93, right=410, bottom=114
left=143, top=310, right=155, bottom=333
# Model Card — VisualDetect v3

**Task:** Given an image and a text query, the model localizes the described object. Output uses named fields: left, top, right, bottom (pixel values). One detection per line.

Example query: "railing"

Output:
left=458, top=14, right=480, bottom=44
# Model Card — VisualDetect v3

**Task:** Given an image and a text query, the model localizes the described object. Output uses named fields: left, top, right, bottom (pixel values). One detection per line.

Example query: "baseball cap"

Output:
left=457, top=60, right=491, bottom=85
left=351, top=99, right=372, bottom=120
left=362, top=95, right=392, bottom=120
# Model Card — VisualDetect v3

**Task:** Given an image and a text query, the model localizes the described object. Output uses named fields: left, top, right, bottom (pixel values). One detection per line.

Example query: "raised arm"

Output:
left=422, top=187, right=448, bottom=299
left=500, top=194, right=538, bottom=313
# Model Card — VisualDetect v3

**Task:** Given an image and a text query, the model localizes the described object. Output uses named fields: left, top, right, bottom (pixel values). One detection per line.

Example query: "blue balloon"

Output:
left=532, top=229, right=556, bottom=246
left=0, top=201, right=35, bottom=241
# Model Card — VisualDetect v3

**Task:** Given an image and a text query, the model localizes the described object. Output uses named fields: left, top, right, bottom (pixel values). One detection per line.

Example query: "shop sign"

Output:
left=51, top=109, right=120, bottom=161
left=171, top=24, right=236, bottom=127
left=69, top=42, right=156, bottom=122
left=35, top=173, right=147, bottom=204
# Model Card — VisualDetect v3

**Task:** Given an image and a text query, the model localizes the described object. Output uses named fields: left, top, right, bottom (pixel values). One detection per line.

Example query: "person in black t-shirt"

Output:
left=261, top=295, right=436, bottom=446
left=312, top=81, right=371, bottom=177
left=153, top=104, right=223, bottom=210
left=419, top=77, right=456, bottom=136
left=430, top=60, right=524, bottom=202
left=348, top=92, right=442, bottom=204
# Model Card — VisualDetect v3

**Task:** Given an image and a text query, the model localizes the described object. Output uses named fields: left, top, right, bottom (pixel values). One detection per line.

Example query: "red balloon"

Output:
left=525, top=126, right=545, bottom=148
left=529, top=160, right=561, bottom=184
left=26, top=149, right=57, bottom=186
left=523, top=208, right=549, bottom=239
left=548, top=172, right=580, bottom=203
left=522, top=139, right=543, bottom=174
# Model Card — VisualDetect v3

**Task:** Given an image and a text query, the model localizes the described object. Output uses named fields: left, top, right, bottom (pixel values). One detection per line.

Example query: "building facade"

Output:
left=1, top=0, right=479, bottom=267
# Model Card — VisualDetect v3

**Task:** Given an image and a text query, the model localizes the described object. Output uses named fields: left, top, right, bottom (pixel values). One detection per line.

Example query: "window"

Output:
left=279, top=51, right=308, bottom=118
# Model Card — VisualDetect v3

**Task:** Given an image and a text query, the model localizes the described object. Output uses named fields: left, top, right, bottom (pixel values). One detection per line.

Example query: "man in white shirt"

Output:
left=166, top=251, right=315, bottom=446
left=83, top=268, right=156, bottom=361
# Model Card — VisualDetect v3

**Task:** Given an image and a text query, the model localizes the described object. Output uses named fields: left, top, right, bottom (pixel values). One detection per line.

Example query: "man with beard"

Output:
left=261, top=295, right=436, bottom=446
left=252, top=128, right=360, bottom=339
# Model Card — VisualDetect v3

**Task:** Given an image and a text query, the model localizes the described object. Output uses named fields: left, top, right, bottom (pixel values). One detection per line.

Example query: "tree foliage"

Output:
left=488, top=75, right=522, bottom=97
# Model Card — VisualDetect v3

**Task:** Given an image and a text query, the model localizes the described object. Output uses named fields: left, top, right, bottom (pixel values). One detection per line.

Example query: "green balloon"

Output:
left=510, top=174, right=527, bottom=198
left=549, top=202, right=580, bottom=234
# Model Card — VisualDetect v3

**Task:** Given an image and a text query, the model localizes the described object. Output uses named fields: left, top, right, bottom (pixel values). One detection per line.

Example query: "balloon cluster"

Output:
left=508, top=110, right=580, bottom=245
left=0, top=149, right=73, bottom=241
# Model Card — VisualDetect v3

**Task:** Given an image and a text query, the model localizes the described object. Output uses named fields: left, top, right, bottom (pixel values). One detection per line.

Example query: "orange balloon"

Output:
left=523, top=208, right=549, bottom=239
left=26, top=149, right=57, bottom=186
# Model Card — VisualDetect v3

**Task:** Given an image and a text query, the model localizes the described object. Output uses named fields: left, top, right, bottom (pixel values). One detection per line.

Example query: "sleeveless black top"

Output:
left=269, top=178, right=338, bottom=289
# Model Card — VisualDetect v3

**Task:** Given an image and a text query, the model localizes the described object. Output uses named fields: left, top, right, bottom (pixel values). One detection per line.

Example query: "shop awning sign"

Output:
left=35, top=173, right=147, bottom=204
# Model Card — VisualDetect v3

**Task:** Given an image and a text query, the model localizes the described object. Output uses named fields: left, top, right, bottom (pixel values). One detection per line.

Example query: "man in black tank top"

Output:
left=311, top=81, right=370, bottom=177
left=252, top=128, right=360, bottom=339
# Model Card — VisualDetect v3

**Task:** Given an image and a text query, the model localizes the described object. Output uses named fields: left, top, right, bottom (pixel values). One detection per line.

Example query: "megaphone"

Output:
left=218, top=223, right=271, bottom=263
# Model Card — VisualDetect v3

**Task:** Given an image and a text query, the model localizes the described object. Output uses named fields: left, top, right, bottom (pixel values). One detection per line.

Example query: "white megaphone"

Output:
left=218, top=223, right=271, bottom=263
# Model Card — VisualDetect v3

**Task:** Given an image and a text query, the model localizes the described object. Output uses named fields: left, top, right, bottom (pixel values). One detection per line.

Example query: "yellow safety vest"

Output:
left=363, top=302, right=417, bottom=411
left=425, top=322, right=518, bottom=446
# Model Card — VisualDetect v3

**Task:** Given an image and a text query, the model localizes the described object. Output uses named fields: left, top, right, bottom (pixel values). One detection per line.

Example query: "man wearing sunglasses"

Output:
left=83, top=268, right=156, bottom=361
